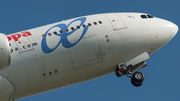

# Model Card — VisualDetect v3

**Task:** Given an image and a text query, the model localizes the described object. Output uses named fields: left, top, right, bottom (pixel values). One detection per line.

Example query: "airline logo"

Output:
left=7, top=31, right=38, bottom=53
left=41, top=17, right=89, bottom=53
left=7, top=31, right=32, bottom=42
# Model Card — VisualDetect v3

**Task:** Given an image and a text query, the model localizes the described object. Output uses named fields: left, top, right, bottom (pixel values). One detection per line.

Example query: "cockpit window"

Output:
left=147, top=15, right=154, bottom=18
left=141, top=15, right=147, bottom=19
left=141, top=14, right=154, bottom=19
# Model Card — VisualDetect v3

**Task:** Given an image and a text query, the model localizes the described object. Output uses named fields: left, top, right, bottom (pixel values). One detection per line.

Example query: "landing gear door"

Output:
left=104, top=14, right=126, bottom=30
left=125, top=52, right=150, bottom=67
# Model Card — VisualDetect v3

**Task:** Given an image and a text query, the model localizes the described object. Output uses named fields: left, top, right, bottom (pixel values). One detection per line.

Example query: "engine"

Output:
left=0, top=33, right=11, bottom=70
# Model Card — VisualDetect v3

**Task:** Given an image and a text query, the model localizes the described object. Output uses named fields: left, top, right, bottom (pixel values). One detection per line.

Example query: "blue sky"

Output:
left=1, top=0, right=179, bottom=101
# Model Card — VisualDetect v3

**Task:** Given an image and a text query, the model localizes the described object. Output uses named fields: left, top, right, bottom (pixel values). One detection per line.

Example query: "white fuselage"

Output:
left=0, top=13, right=178, bottom=101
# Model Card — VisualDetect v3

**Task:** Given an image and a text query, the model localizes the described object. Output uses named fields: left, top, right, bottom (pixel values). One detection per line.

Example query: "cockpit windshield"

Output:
left=141, top=15, right=147, bottom=19
left=141, top=14, right=154, bottom=19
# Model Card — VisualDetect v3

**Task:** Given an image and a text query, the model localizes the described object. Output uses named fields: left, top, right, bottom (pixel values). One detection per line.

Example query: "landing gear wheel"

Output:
left=132, top=71, right=144, bottom=82
left=131, top=71, right=145, bottom=87
left=131, top=78, right=143, bottom=87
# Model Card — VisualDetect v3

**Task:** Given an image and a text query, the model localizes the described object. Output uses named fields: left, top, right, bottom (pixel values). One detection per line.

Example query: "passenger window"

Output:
left=147, top=15, right=154, bottom=18
left=42, top=34, right=46, bottom=37
left=65, top=29, right=69, bottom=32
left=54, top=31, right=57, bottom=35
left=88, top=23, right=91, bottom=26
left=71, top=27, right=75, bottom=30
left=77, top=26, right=80, bottom=29
left=94, top=22, right=97, bottom=25
left=141, top=15, right=147, bottom=19
left=48, top=33, right=52, bottom=36
left=59, top=30, right=63, bottom=33
left=99, top=21, right=102, bottom=24
left=83, top=24, right=86, bottom=27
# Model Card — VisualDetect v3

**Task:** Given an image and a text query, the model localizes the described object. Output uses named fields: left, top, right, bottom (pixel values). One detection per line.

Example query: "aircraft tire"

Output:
left=131, top=78, right=143, bottom=87
left=132, top=71, right=144, bottom=82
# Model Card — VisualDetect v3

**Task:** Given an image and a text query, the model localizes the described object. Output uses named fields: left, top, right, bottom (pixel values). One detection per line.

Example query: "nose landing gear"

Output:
left=115, top=52, right=150, bottom=87
left=115, top=62, right=146, bottom=87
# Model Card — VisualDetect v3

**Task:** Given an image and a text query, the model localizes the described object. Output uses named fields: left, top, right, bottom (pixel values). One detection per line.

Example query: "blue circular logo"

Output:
left=41, top=17, right=89, bottom=53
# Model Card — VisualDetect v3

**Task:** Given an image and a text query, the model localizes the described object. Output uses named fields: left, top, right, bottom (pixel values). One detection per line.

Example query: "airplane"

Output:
left=0, top=12, right=178, bottom=101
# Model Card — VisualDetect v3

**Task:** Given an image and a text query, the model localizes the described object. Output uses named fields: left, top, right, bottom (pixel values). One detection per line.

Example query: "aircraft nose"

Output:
left=160, top=20, right=178, bottom=41
left=149, top=19, right=178, bottom=53
left=169, top=22, right=178, bottom=37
